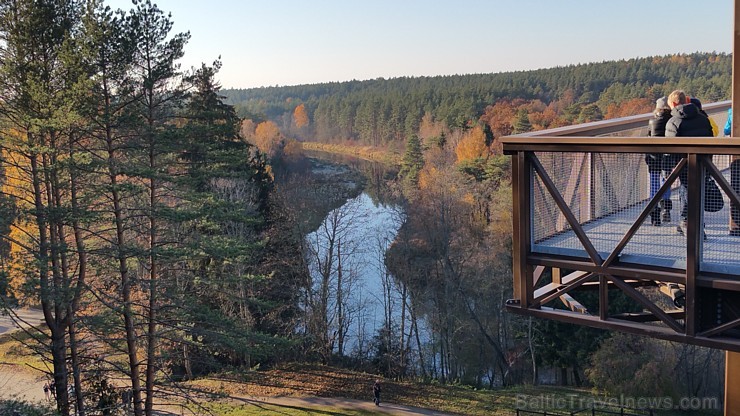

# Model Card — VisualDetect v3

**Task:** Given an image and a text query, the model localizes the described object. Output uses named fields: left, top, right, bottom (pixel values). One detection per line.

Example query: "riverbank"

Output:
left=300, top=141, right=403, bottom=165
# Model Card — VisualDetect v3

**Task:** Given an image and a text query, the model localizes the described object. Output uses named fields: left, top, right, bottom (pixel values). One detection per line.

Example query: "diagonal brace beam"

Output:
left=603, top=158, right=686, bottom=267
left=608, top=274, right=684, bottom=333
left=529, top=153, right=603, bottom=266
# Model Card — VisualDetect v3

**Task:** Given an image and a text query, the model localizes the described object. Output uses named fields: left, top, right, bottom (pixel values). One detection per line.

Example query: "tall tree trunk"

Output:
left=68, top=135, right=87, bottom=416
left=529, top=317, right=538, bottom=385
left=410, top=300, right=427, bottom=379
left=336, top=239, right=343, bottom=357
left=68, top=311, right=84, bottom=416
left=31, top=151, right=69, bottom=416
left=104, top=88, right=144, bottom=416
left=399, top=283, right=407, bottom=378
left=145, top=141, right=158, bottom=415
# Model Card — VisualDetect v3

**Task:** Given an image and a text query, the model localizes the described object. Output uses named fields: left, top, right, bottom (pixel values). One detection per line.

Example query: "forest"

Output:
left=223, top=52, right=730, bottom=150
left=0, top=0, right=731, bottom=415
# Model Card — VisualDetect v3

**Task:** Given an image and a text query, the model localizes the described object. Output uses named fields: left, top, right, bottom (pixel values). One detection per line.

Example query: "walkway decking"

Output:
left=533, top=170, right=740, bottom=276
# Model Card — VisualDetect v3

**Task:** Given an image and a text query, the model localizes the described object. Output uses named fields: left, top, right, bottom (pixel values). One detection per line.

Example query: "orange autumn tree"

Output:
left=604, top=97, right=653, bottom=119
left=254, top=120, right=284, bottom=157
left=455, top=124, right=489, bottom=163
left=293, top=103, right=309, bottom=129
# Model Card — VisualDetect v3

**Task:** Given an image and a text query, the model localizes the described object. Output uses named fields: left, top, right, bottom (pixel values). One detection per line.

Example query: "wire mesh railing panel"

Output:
left=530, top=149, right=740, bottom=273
left=620, top=151, right=686, bottom=268
left=532, top=152, right=653, bottom=260
left=531, top=151, right=690, bottom=267
left=531, top=152, right=589, bottom=248
left=701, top=154, right=740, bottom=274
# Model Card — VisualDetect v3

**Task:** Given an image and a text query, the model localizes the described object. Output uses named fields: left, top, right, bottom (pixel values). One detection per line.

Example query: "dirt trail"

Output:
left=236, top=395, right=454, bottom=415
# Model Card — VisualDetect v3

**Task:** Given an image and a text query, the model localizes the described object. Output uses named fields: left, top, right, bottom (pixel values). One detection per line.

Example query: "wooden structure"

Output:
left=502, top=104, right=740, bottom=412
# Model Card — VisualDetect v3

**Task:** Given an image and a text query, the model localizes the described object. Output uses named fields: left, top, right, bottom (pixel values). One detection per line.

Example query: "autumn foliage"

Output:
left=454, top=125, right=489, bottom=163
left=254, top=120, right=284, bottom=157
left=293, top=103, right=309, bottom=128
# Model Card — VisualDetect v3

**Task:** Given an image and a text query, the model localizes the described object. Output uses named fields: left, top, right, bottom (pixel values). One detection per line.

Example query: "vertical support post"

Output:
left=723, top=9, right=739, bottom=414
left=685, top=154, right=701, bottom=336
left=731, top=0, right=740, bottom=234
left=599, top=275, right=608, bottom=321
left=512, top=151, right=532, bottom=307
left=552, top=268, right=561, bottom=285
left=726, top=351, right=740, bottom=416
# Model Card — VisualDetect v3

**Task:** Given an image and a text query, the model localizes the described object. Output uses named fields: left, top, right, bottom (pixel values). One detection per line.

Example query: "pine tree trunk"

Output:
left=104, top=103, right=144, bottom=416
left=145, top=144, right=158, bottom=415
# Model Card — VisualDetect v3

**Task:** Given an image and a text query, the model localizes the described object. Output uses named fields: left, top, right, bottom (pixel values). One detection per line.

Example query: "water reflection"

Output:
left=305, top=192, right=404, bottom=356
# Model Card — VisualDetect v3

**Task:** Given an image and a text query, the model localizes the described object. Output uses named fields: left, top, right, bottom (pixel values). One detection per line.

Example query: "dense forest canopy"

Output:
left=223, top=52, right=731, bottom=148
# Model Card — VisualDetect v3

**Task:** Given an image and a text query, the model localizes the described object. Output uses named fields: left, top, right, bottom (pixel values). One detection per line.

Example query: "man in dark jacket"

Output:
left=664, top=89, right=714, bottom=235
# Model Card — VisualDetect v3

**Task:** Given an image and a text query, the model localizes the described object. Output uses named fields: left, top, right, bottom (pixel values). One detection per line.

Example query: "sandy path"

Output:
left=236, top=395, right=455, bottom=415
left=0, top=363, right=47, bottom=402
left=0, top=308, right=45, bottom=335
left=0, top=308, right=49, bottom=403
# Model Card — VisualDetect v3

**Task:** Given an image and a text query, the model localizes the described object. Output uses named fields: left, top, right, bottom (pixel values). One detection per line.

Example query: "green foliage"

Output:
left=0, top=400, right=53, bottom=416
left=586, top=333, right=677, bottom=398
left=398, top=135, right=424, bottom=184
left=577, top=103, right=603, bottom=123
left=222, top=52, right=731, bottom=146
left=483, top=155, right=511, bottom=186
left=512, top=109, right=532, bottom=133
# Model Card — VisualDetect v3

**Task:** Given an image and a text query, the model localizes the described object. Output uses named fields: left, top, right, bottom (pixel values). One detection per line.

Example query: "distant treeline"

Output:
left=222, top=52, right=731, bottom=146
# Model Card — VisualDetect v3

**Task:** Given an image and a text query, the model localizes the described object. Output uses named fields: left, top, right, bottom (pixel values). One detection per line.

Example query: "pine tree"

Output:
left=124, top=1, right=190, bottom=412
left=513, top=109, right=533, bottom=133
left=0, top=2, right=89, bottom=414
left=398, top=135, right=424, bottom=185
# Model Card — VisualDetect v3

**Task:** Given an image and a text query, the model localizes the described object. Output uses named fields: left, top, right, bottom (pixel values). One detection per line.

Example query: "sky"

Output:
left=105, top=0, right=734, bottom=89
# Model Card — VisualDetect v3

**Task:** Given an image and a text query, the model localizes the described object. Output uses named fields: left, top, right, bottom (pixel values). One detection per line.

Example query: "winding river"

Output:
left=299, top=151, right=421, bottom=355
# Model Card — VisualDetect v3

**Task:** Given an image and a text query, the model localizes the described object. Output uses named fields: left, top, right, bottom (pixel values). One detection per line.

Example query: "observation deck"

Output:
left=502, top=100, right=740, bottom=352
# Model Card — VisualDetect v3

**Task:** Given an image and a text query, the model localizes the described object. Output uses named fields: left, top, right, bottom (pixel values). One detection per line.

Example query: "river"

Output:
left=294, top=151, right=423, bottom=358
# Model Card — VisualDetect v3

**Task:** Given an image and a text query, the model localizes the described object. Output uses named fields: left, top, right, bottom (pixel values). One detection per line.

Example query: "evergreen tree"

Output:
left=398, top=135, right=424, bottom=184
left=124, top=0, right=190, bottom=412
left=0, top=1, right=89, bottom=414
left=513, top=109, right=532, bottom=133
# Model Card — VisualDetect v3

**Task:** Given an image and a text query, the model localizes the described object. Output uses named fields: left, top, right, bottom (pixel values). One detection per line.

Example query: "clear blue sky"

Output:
left=106, top=0, right=733, bottom=89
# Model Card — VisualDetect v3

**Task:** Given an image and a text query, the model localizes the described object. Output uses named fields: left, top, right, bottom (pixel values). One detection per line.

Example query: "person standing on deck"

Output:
left=664, top=90, right=714, bottom=236
left=646, top=96, right=673, bottom=226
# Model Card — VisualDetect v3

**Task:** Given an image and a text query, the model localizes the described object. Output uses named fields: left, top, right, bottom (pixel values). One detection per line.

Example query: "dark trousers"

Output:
left=731, top=159, right=740, bottom=232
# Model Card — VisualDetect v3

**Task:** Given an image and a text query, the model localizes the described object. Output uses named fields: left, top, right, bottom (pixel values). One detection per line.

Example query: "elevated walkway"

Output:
left=503, top=100, right=740, bottom=352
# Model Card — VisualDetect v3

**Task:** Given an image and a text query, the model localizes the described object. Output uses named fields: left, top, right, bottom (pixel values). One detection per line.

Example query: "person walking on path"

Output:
left=373, top=380, right=382, bottom=406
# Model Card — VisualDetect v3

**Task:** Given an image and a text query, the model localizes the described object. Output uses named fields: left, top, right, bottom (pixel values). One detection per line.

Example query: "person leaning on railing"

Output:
left=664, top=89, right=714, bottom=236
left=646, top=96, right=673, bottom=226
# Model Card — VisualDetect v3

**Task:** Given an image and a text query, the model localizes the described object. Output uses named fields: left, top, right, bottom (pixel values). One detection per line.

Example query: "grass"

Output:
left=0, top=328, right=47, bottom=373
left=197, top=401, right=384, bottom=416
left=0, top=331, right=723, bottom=416
left=187, top=364, right=722, bottom=416
left=300, top=142, right=402, bottom=165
